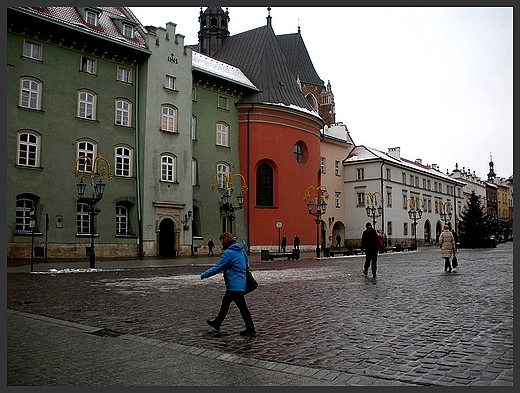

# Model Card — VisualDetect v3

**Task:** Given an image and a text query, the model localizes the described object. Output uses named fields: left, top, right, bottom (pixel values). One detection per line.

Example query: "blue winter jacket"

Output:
left=200, top=242, right=248, bottom=291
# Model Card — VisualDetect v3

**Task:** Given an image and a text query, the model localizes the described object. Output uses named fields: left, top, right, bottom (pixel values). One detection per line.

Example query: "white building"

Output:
left=342, top=146, right=466, bottom=248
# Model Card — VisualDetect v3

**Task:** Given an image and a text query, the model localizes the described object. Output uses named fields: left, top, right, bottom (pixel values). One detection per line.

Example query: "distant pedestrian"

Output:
left=293, top=235, right=300, bottom=250
left=336, top=234, right=342, bottom=249
left=281, top=235, right=287, bottom=252
left=361, top=222, right=379, bottom=279
left=207, top=238, right=215, bottom=257
left=439, top=225, right=456, bottom=272
left=200, top=232, right=256, bottom=336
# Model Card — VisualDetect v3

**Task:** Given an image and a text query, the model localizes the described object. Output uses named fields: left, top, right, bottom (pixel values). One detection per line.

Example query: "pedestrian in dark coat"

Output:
left=293, top=235, right=300, bottom=250
left=361, top=222, right=379, bottom=279
left=281, top=235, right=287, bottom=252
left=207, top=238, right=215, bottom=256
left=336, top=234, right=342, bottom=249
left=201, top=232, right=256, bottom=336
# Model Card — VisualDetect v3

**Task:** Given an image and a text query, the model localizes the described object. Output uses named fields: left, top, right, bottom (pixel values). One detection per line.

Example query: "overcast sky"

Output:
left=131, top=6, right=513, bottom=180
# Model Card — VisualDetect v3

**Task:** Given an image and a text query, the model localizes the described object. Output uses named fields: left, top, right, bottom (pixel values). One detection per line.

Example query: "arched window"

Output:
left=160, top=154, right=176, bottom=182
left=76, top=140, right=97, bottom=173
left=19, top=77, right=42, bottom=109
left=216, top=163, right=230, bottom=189
left=256, top=163, right=273, bottom=207
left=161, top=105, right=178, bottom=132
left=293, top=142, right=306, bottom=163
left=77, top=90, right=96, bottom=120
left=115, top=145, right=132, bottom=177
left=17, top=131, right=40, bottom=167
left=305, top=93, right=318, bottom=111
left=115, top=99, right=131, bottom=126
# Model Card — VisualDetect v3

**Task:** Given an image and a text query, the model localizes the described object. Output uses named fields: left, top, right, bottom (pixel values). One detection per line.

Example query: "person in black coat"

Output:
left=361, top=222, right=379, bottom=279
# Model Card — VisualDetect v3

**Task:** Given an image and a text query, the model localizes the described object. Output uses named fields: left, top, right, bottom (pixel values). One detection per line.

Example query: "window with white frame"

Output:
left=216, top=163, right=230, bottom=189
left=335, top=160, right=340, bottom=176
left=123, top=24, right=134, bottom=39
left=85, top=10, right=98, bottom=25
left=357, top=168, right=364, bottom=180
left=320, top=157, right=326, bottom=173
left=20, top=78, right=41, bottom=109
left=356, top=192, right=365, bottom=207
left=217, top=95, right=228, bottom=109
left=23, top=41, right=41, bottom=60
left=115, top=146, right=132, bottom=177
left=76, top=203, right=92, bottom=235
left=216, top=123, right=229, bottom=147
left=164, top=75, right=176, bottom=90
left=115, top=205, right=129, bottom=235
left=115, top=99, right=131, bottom=126
left=117, top=66, right=131, bottom=83
left=192, top=158, right=198, bottom=186
left=17, top=131, right=40, bottom=167
left=15, top=197, right=36, bottom=234
left=76, top=140, right=96, bottom=173
left=161, top=105, right=177, bottom=132
left=81, top=56, right=96, bottom=74
left=335, top=192, right=341, bottom=208
left=160, top=154, right=176, bottom=182
left=191, top=116, right=197, bottom=140
left=78, top=91, right=96, bottom=120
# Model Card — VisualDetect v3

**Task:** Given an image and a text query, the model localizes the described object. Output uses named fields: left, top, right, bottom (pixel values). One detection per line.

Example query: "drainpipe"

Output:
left=135, top=64, right=143, bottom=257
left=246, top=105, right=253, bottom=253
left=380, top=159, right=385, bottom=233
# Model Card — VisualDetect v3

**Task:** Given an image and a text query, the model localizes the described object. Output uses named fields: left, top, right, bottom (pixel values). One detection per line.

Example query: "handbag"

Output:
left=245, top=268, right=258, bottom=294
left=452, top=253, right=458, bottom=268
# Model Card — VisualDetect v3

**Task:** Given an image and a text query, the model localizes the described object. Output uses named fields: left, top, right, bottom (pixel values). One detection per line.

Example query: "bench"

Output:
left=261, top=249, right=300, bottom=261
left=329, top=249, right=353, bottom=256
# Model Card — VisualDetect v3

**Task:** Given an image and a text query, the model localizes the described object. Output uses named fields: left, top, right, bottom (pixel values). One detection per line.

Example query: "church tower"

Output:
left=197, top=7, right=230, bottom=56
left=487, top=153, right=496, bottom=182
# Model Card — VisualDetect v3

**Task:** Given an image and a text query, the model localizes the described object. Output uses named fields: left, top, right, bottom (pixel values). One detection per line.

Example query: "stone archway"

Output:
left=423, top=220, right=432, bottom=243
left=158, top=218, right=176, bottom=258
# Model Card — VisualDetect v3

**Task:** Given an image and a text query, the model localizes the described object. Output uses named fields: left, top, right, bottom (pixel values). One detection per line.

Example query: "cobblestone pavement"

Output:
left=7, top=242, right=514, bottom=386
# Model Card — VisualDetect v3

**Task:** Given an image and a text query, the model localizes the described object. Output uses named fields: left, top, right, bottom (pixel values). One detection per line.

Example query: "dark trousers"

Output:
left=364, top=252, right=378, bottom=276
left=444, top=257, right=452, bottom=271
left=215, top=290, right=255, bottom=331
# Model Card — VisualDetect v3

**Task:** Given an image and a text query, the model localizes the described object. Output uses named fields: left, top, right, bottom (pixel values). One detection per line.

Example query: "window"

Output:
left=335, top=192, right=341, bottom=208
left=217, top=95, right=228, bottom=109
left=23, top=41, right=41, bottom=60
left=415, top=176, right=419, bottom=187
left=77, top=203, right=92, bottom=235
left=76, top=140, right=96, bottom=173
left=423, top=178, right=427, bottom=189
left=320, top=157, right=326, bottom=173
left=357, top=192, right=365, bottom=207
left=17, top=131, right=40, bottom=167
left=192, top=158, right=198, bottom=186
left=256, top=163, right=273, bottom=206
left=387, top=221, right=393, bottom=236
left=386, top=168, right=391, bottom=180
left=160, top=154, right=176, bottom=182
left=402, top=173, right=407, bottom=184
left=123, top=24, right=134, bottom=39
left=216, top=163, right=230, bottom=189
left=165, top=75, right=176, bottom=90
left=335, top=161, right=340, bottom=176
left=115, top=146, right=132, bottom=177
left=191, top=116, right=197, bottom=140
left=15, top=197, right=36, bottom=234
left=85, top=10, right=98, bottom=25
left=357, top=168, right=364, bottom=180
left=386, top=190, right=392, bottom=208
left=427, top=180, right=431, bottom=190
left=403, top=222, right=408, bottom=236
left=81, top=56, right=96, bottom=74
left=293, top=143, right=304, bottom=163
left=216, top=123, right=229, bottom=147
left=161, top=105, right=177, bottom=132
left=116, top=205, right=129, bottom=235
left=115, top=99, right=131, bottom=126
left=410, top=174, right=414, bottom=187
left=117, top=66, right=131, bottom=83
left=402, top=193, right=408, bottom=209
left=192, top=87, right=197, bottom=101
left=78, top=91, right=96, bottom=120
left=20, top=78, right=41, bottom=109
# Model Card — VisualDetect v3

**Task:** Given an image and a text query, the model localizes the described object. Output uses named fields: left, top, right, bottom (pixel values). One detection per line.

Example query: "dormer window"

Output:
left=123, top=23, right=134, bottom=39
left=76, top=7, right=102, bottom=26
left=85, top=10, right=98, bottom=26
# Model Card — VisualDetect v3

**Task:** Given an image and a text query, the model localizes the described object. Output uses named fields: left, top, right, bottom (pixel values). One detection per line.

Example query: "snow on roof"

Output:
left=192, top=51, right=258, bottom=91
left=268, top=102, right=320, bottom=118
left=345, top=145, right=465, bottom=184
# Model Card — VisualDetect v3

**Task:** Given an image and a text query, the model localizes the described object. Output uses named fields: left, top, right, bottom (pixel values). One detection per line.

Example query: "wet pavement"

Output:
left=7, top=243, right=514, bottom=386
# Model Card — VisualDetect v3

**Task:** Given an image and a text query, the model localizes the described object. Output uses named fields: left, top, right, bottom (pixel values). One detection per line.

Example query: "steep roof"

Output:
left=276, top=32, right=324, bottom=87
left=211, top=23, right=318, bottom=115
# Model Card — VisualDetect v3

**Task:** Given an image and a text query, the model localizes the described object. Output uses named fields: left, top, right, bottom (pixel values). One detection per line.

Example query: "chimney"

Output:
left=387, top=147, right=401, bottom=159
left=415, top=158, right=422, bottom=165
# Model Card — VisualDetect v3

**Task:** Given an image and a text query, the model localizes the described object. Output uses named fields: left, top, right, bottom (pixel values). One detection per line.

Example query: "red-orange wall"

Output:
left=238, top=105, right=324, bottom=248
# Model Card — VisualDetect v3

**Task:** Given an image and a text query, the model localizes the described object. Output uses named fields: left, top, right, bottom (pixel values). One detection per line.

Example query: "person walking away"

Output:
left=361, top=222, right=379, bottom=279
left=281, top=235, right=287, bottom=252
left=293, top=235, right=300, bottom=250
left=439, top=225, right=455, bottom=272
left=336, top=234, right=342, bottom=249
left=207, top=238, right=215, bottom=257
left=200, top=232, right=256, bottom=336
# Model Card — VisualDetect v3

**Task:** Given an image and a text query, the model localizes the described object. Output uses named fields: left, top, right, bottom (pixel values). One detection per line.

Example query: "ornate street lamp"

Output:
left=438, top=201, right=453, bottom=225
left=365, top=192, right=384, bottom=228
left=407, top=197, right=423, bottom=250
left=211, top=172, right=247, bottom=235
left=181, top=210, right=194, bottom=256
left=73, top=155, right=112, bottom=269
left=304, top=185, right=329, bottom=258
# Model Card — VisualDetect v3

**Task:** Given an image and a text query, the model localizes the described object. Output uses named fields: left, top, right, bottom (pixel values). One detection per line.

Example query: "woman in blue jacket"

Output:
left=200, top=232, right=256, bottom=336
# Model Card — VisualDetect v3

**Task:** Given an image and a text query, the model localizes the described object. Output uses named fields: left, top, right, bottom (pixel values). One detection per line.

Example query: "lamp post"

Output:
left=365, top=192, right=383, bottom=228
left=304, top=185, right=329, bottom=258
left=181, top=210, right=194, bottom=256
left=438, top=201, right=453, bottom=225
left=407, top=197, right=423, bottom=250
left=211, top=172, right=247, bottom=235
left=73, top=155, right=112, bottom=269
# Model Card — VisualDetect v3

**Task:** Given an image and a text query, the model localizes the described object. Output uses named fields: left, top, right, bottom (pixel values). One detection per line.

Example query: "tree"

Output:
left=457, top=191, right=493, bottom=248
